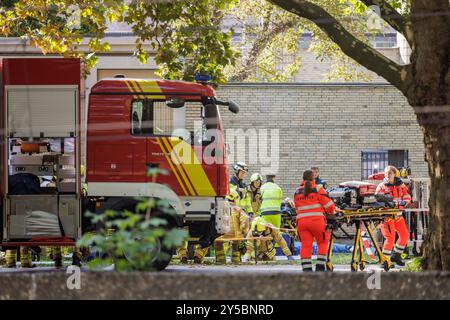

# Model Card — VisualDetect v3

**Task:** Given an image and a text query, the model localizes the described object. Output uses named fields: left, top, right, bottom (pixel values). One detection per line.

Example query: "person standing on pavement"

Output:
left=311, top=166, right=328, bottom=192
left=294, top=170, right=336, bottom=272
left=230, top=162, right=249, bottom=204
left=260, top=173, right=283, bottom=228
left=375, top=165, right=411, bottom=266
left=242, top=172, right=263, bottom=218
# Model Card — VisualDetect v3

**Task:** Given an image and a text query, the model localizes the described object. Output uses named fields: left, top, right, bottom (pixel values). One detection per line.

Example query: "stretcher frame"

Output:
left=326, top=209, right=400, bottom=272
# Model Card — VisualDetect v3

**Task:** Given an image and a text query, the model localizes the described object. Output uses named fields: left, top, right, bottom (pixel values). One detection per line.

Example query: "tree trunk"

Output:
left=406, top=0, right=450, bottom=270
left=417, top=111, right=450, bottom=270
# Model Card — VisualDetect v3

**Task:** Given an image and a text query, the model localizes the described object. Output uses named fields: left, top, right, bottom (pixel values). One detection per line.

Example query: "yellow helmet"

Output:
left=226, top=190, right=239, bottom=203
left=250, top=172, right=262, bottom=183
left=251, top=216, right=266, bottom=236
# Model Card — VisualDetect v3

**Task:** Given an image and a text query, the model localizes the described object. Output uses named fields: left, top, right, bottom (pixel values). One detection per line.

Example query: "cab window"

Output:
left=131, top=100, right=173, bottom=136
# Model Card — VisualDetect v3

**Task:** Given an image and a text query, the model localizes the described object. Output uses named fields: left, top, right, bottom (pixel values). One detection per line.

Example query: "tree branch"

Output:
left=359, top=0, right=414, bottom=46
left=228, top=18, right=296, bottom=82
left=269, top=0, right=407, bottom=93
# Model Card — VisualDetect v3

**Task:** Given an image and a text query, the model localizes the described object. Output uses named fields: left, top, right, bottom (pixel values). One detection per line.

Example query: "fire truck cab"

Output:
left=0, top=58, right=235, bottom=268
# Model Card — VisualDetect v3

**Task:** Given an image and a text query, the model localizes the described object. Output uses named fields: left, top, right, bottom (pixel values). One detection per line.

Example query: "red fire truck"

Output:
left=0, top=58, right=237, bottom=269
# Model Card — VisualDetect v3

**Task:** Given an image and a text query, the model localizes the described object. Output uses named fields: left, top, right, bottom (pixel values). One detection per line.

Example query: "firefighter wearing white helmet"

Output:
left=243, top=216, right=294, bottom=262
left=230, top=162, right=248, bottom=204
left=260, top=172, right=283, bottom=228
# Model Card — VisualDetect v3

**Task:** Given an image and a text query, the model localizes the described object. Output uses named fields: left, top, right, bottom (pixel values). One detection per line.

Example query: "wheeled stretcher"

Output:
left=326, top=209, right=400, bottom=272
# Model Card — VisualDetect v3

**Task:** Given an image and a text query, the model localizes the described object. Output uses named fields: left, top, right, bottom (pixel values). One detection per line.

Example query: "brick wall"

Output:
left=216, top=83, right=428, bottom=197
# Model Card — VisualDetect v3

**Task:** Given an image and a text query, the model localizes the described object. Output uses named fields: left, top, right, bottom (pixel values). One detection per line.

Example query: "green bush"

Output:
left=77, top=168, right=188, bottom=271
left=405, top=256, right=423, bottom=272
left=78, top=203, right=187, bottom=271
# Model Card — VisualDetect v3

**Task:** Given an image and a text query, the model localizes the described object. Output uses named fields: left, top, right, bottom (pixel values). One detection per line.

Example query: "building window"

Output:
left=361, top=149, right=409, bottom=179
left=131, top=100, right=173, bottom=136
left=368, top=33, right=397, bottom=48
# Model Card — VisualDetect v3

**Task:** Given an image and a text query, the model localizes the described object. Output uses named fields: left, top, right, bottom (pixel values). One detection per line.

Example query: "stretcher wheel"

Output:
left=383, top=260, right=391, bottom=272
left=359, top=262, right=366, bottom=271
left=326, top=262, right=334, bottom=272
left=351, top=262, right=358, bottom=272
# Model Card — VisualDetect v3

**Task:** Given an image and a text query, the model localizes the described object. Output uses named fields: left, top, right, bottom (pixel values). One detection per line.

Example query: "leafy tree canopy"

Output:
left=0, top=0, right=410, bottom=82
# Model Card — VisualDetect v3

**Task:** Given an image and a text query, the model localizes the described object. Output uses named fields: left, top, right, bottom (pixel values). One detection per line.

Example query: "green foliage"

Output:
left=77, top=169, right=188, bottom=272
left=78, top=208, right=187, bottom=271
left=0, top=0, right=125, bottom=77
left=124, top=0, right=239, bottom=82
left=223, top=0, right=303, bottom=82
left=405, top=256, right=423, bottom=272
left=0, top=0, right=238, bottom=82
left=0, top=0, right=413, bottom=82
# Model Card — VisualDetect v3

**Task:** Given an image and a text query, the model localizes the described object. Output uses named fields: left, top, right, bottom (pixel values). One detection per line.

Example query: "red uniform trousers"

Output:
left=380, top=216, right=409, bottom=256
left=297, top=215, right=329, bottom=270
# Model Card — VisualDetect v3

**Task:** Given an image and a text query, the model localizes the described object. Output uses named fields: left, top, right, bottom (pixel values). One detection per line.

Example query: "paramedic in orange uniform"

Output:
left=294, top=170, right=336, bottom=272
left=375, top=165, right=411, bottom=266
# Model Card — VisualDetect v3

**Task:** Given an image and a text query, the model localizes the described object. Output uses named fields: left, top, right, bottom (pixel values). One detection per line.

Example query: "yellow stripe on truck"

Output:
left=130, top=80, right=145, bottom=99
left=156, top=137, right=190, bottom=196
left=160, top=137, right=196, bottom=196
left=124, top=80, right=138, bottom=99
left=136, top=80, right=166, bottom=100
left=166, top=137, right=217, bottom=196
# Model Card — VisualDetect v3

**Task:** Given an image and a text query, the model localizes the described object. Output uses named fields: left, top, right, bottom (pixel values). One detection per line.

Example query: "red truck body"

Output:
left=1, top=58, right=231, bottom=252
left=87, top=78, right=228, bottom=196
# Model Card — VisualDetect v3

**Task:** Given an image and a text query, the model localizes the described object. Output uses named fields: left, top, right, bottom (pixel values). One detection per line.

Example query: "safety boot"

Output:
left=20, top=247, right=35, bottom=268
left=52, top=247, right=63, bottom=268
left=72, top=251, right=82, bottom=267
left=193, top=256, right=202, bottom=264
left=54, top=257, right=63, bottom=268
left=180, top=256, right=188, bottom=264
left=315, top=264, right=326, bottom=272
left=390, top=252, right=405, bottom=266
left=5, top=250, right=17, bottom=268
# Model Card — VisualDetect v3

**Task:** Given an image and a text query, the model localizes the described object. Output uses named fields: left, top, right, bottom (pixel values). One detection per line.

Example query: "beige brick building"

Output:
left=217, top=83, right=428, bottom=196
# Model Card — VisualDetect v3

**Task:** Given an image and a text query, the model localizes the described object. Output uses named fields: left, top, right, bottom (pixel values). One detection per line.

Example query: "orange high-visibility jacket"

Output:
left=294, top=181, right=335, bottom=220
left=376, top=177, right=411, bottom=211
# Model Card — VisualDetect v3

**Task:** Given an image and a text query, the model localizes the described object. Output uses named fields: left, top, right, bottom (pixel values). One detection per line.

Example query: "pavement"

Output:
left=0, top=256, right=405, bottom=273
left=0, top=264, right=447, bottom=300
left=166, top=264, right=403, bottom=273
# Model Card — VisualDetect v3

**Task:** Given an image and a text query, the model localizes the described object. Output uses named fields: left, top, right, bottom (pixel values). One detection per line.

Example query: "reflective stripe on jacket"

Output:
left=294, top=181, right=335, bottom=220
left=376, top=177, right=411, bottom=212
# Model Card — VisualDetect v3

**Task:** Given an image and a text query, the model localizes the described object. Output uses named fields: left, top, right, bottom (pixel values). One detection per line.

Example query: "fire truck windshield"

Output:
left=131, top=99, right=219, bottom=147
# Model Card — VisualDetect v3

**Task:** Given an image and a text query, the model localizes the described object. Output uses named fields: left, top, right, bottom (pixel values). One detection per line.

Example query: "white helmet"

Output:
left=233, top=162, right=248, bottom=174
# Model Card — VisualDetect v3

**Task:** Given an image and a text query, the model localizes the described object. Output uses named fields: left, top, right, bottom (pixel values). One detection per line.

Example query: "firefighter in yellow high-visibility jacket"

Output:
left=243, top=216, right=294, bottom=262
left=242, top=173, right=263, bottom=217
left=214, top=190, right=251, bottom=264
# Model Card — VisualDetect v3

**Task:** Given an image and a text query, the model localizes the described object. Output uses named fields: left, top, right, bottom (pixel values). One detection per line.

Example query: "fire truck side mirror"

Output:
left=228, top=100, right=240, bottom=114
left=166, top=98, right=185, bottom=108
left=215, top=99, right=240, bottom=114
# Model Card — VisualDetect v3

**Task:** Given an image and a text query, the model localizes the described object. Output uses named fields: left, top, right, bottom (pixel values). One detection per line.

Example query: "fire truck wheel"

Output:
left=122, top=217, right=178, bottom=271
left=98, top=198, right=180, bottom=271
